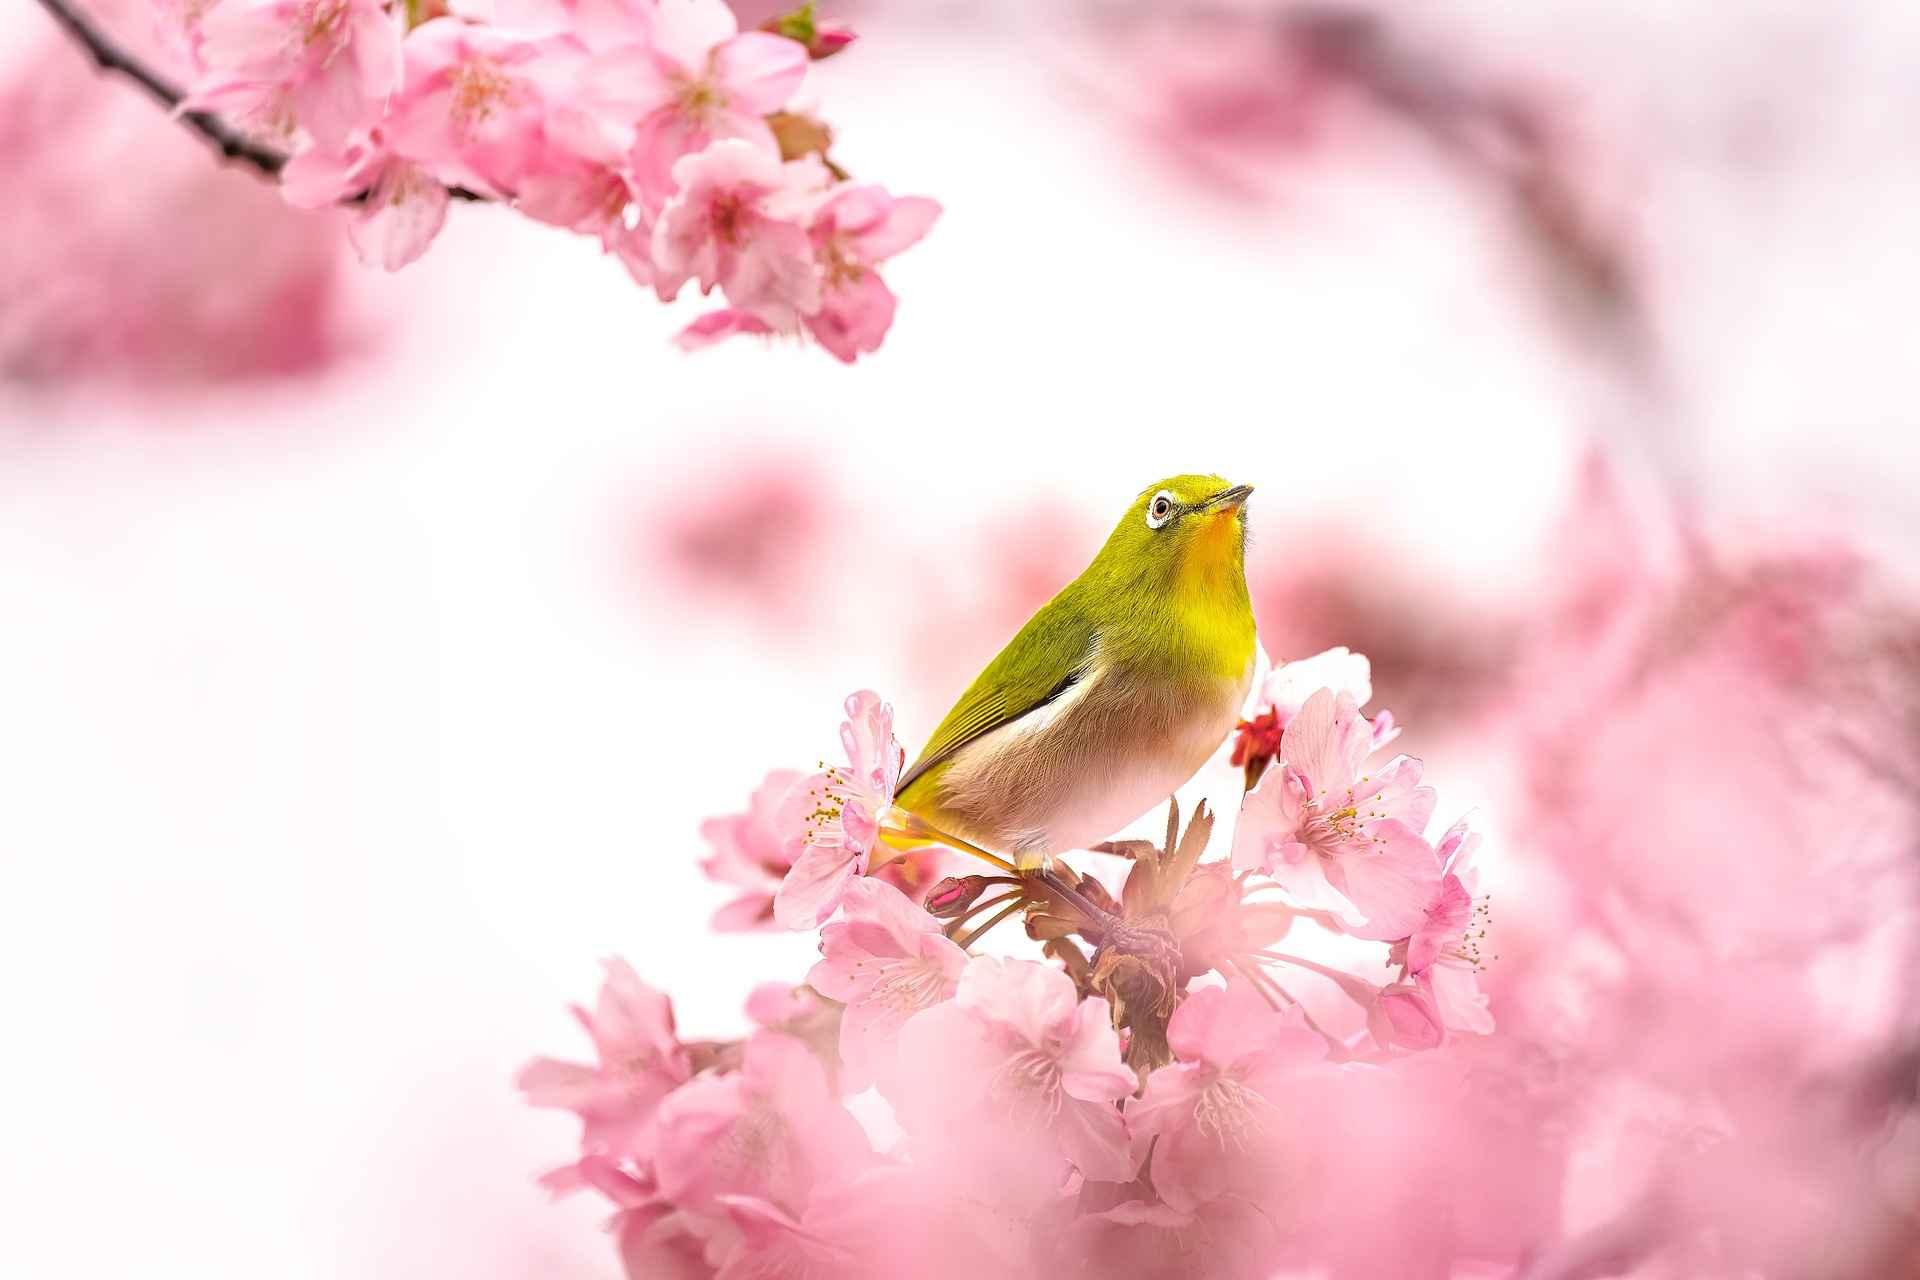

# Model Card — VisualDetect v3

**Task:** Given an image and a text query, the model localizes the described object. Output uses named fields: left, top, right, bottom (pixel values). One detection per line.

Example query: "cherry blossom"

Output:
left=381, top=18, right=565, bottom=196
left=1387, top=818, right=1493, bottom=1040
left=807, top=876, right=967, bottom=1088
left=184, top=0, right=400, bottom=146
left=1036, top=1195, right=1281, bottom=1280
left=709, top=1171, right=923, bottom=1280
left=700, top=769, right=808, bottom=931
left=1124, top=981, right=1322, bottom=1213
left=1230, top=686, right=1439, bottom=938
left=773, top=689, right=904, bottom=929
left=1232, top=645, right=1398, bottom=777
left=514, top=103, right=652, bottom=279
left=584, top=0, right=810, bottom=204
left=650, top=140, right=827, bottom=314
left=649, top=1030, right=873, bottom=1229
left=801, top=183, right=942, bottom=362
left=672, top=306, right=776, bottom=350
left=280, top=133, right=449, bottom=270
left=891, top=956, right=1137, bottom=1190
left=140, top=0, right=937, bottom=358
left=516, top=957, right=691, bottom=1158
left=1398, top=817, right=1483, bottom=977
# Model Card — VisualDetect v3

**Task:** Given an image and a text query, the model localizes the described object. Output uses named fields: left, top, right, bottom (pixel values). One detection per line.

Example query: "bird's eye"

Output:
left=1146, top=491, right=1176, bottom=529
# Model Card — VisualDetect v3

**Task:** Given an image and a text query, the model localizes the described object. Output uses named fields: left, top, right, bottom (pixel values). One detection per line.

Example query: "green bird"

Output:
left=889, top=475, right=1257, bottom=870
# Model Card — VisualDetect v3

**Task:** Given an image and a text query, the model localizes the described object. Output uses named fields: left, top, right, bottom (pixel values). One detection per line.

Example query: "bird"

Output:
left=886, top=474, right=1256, bottom=871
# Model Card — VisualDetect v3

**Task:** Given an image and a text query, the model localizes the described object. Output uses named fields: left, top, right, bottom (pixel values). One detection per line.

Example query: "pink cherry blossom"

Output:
left=185, top=0, right=400, bottom=146
left=674, top=307, right=778, bottom=350
left=649, top=1031, right=874, bottom=1228
left=1124, top=981, right=1322, bottom=1213
left=1260, top=646, right=1379, bottom=730
left=650, top=140, right=828, bottom=315
left=808, top=876, right=967, bottom=1088
left=382, top=18, right=566, bottom=196
left=497, top=0, right=655, bottom=52
left=710, top=1171, right=924, bottom=1280
left=1036, top=1195, right=1281, bottom=1280
left=773, top=690, right=904, bottom=929
left=1233, top=645, right=1393, bottom=774
left=1399, top=817, right=1482, bottom=976
left=515, top=104, right=653, bottom=281
left=699, top=769, right=808, bottom=930
left=1386, top=817, right=1494, bottom=1039
left=742, top=981, right=820, bottom=1031
left=614, top=1197, right=714, bottom=1280
left=79, top=0, right=938, bottom=361
left=891, top=956, right=1137, bottom=1190
left=1365, top=980, right=1446, bottom=1051
left=1418, top=961, right=1493, bottom=1037
left=1231, top=687, right=1439, bottom=938
left=280, top=133, right=449, bottom=271
left=585, top=0, right=810, bottom=204
left=801, top=184, right=942, bottom=363
left=516, top=957, right=691, bottom=1157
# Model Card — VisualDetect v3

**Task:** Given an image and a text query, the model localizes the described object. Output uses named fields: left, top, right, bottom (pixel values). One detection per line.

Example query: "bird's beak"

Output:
left=1205, top=484, right=1254, bottom=513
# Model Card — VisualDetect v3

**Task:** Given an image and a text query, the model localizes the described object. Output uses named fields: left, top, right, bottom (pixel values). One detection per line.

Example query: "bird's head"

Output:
left=1090, top=473, right=1254, bottom=599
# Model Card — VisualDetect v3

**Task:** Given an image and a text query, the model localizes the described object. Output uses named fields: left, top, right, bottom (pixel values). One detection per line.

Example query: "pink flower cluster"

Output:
left=169, top=0, right=938, bottom=360
left=524, top=653, right=1497, bottom=1277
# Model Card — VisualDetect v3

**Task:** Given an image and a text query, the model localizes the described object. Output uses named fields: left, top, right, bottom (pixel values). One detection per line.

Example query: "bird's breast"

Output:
left=932, top=653, right=1252, bottom=861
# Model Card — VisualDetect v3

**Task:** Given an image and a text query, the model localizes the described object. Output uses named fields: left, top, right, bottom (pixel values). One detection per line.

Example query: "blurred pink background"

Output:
left=5, top=1, right=1920, bottom=1276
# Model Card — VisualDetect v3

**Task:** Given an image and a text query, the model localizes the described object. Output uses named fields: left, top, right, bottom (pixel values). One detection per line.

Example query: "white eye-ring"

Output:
left=1146, top=490, right=1176, bottom=529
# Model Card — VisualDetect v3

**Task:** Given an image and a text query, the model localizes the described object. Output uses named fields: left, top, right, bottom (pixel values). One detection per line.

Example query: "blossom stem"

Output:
left=33, top=0, right=292, bottom=178
left=1249, top=948, right=1379, bottom=1008
left=955, top=897, right=1025, bottom=950
left=1232, top=957, right=1354, bottom=1060
left=1030, top=868, right=1116, bottom=931
left=1229, top=957, right=1289, bottom=1012
left=940, top=890, right=1025, bottom=938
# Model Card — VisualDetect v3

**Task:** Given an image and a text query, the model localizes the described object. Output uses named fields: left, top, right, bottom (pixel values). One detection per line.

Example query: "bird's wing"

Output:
left=896, top=593, right=1098, bottom=800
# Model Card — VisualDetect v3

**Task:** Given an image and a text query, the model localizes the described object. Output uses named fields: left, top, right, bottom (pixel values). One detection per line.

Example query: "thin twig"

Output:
left=33, top=0, right=484, bottom=201
left=34, top=0, right=292, bottom=178
left=956, top=897, right=1025, bottom=950
left=940, top=890, right=1025, bottom=939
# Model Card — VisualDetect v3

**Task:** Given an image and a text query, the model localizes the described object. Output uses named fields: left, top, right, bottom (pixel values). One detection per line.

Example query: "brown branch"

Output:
left=34, top=0, right=293, bottom=179
left=33, top=0, right=485, bottom=202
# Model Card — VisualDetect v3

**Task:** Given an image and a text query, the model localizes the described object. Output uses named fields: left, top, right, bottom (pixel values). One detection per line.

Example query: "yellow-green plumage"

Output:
left=892, top=474, right=1257, bottom=868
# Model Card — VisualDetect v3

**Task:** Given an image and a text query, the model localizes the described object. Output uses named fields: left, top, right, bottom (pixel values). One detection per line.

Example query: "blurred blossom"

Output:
left=1050, top=2, right=1653, bottom=379
left=636, top=447, right=831, bottom=623
left=1, top=1, right=356, bottom=384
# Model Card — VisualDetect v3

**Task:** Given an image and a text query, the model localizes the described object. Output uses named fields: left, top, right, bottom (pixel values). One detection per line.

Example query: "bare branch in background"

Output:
left=1275, top=6, right=1658, bottom=389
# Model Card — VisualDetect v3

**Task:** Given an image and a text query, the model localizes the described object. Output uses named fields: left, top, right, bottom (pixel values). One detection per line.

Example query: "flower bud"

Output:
left=1367, top=982, right=1445, bottom=1052
left=761, top=5, right=859, bottom=61
left=1231, top=707, right=1283, bottom=788
left=925, top=875, right=989, bottom=917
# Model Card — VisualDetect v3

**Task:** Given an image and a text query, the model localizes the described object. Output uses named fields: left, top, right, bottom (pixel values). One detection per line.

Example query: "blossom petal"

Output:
left=675, top=307, right=778, bottom=351
left=773, top=839, right=863, bottom=929
left=1279, top=688, right=1371, bottom=791
left=649, top=0, right=739, bottom=70
left=713, top=31, right=809, bottom=114
left=1327, top=819, right=1443, bottom=941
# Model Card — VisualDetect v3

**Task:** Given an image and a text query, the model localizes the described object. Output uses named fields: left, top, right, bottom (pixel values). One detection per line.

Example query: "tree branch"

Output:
left=33, top=0, right=293, bottom=180
left=32, top=0, right=485, bottom=202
